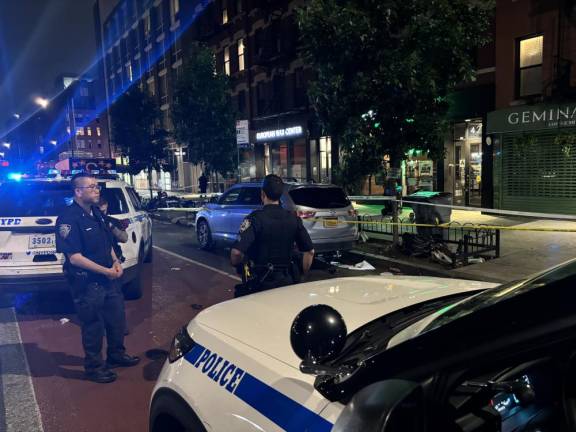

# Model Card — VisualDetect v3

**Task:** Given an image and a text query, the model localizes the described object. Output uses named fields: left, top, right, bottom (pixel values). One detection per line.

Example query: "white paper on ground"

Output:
left=330, top=260, right=376, bottom=271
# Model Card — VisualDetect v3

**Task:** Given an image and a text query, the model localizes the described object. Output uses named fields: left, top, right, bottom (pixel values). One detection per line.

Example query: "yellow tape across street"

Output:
left=310, top=218, right=576, bottom=233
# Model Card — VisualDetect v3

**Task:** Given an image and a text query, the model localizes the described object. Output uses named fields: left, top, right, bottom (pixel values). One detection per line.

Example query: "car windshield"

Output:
left=422, top=259, right=576, bottom=334
left=0, top=182, right=73, bottom=217
left=289, top=187, right=350, bottom=209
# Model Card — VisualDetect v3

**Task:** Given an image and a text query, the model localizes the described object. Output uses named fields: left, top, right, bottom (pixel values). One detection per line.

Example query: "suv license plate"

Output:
left=29, top=234, right=56, bottom=249
left=323, top=218, right=339, bottom=228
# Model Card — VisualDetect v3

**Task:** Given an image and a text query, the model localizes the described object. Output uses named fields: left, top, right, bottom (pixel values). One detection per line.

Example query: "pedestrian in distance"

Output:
left=56, top=172, right=140, bottom=384
left=230, top=174, right=315, bottom=297
left=199, top=172, right=208, bottom=196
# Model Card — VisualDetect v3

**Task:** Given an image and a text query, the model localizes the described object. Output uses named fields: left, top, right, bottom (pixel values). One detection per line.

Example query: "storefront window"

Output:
left=319, top=136, right=331, bottom=183
left=291, top=139, right=306, bottom=181
left=402, top=150, right=434, bottom=195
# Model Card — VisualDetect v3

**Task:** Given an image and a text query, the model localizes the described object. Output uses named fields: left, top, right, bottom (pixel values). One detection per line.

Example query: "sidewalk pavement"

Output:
left=450, top=219, right=576, bottom=283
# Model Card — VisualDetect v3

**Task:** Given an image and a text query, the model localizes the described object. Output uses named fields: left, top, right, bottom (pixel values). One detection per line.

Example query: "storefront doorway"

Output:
left=446, top=119, right=483, bottom=206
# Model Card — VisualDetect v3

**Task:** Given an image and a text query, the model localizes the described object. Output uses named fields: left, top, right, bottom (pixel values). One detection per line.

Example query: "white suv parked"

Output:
left=0, top=177, right=152, bottom=299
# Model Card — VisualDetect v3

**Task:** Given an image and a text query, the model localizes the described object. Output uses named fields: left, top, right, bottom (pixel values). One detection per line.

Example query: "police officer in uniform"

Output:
left=56, top=173, right=140, bottom=383
left=230, top=175, right=315, bottom=296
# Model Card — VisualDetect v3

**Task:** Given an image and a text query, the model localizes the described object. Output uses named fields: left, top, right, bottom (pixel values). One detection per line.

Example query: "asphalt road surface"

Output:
left=0, top=222, right=438, bottom=432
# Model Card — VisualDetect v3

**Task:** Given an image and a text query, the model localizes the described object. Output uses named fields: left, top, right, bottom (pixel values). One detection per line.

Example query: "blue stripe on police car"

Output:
left=184, top=343, right=333, bottom=432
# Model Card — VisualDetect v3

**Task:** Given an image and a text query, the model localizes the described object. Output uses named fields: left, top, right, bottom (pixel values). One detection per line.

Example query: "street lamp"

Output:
left=49, top=140, right=57, bottom=145
left=2, top=142, right=10, bottom=149
left=0, top=152, right=5, bottom=158
left=12, top=113, right=20, bottom=119
left=34, top=97, right=50, bottom=109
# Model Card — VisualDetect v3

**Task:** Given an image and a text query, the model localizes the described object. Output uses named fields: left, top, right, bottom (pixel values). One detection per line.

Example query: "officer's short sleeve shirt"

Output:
left=233, top=214, right=259, bottom=254
left=55, top=209, right=83, bottom=256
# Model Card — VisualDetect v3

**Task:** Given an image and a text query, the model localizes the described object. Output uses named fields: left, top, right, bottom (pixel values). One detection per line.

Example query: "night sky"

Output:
left=0, top=0, right=97, bottom=133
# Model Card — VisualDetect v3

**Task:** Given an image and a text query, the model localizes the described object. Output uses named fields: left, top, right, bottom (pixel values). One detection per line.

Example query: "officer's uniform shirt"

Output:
left=233, top=204, right=313, bottom=272
left=56, top=202, right=114, bottom=283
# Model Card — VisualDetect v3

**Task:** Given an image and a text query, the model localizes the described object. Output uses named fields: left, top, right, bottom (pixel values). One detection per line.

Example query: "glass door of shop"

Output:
left=451, top=120, right=482, bottom=207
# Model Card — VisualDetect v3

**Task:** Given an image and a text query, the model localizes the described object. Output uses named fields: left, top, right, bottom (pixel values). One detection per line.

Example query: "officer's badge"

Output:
left=239, top=219, right=251, bottom=233
left=58, top=224, right=71, bottom=239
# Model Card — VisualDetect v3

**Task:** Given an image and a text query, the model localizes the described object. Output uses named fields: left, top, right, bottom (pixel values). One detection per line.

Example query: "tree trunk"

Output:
left=368, top=174, right=372, bottom=196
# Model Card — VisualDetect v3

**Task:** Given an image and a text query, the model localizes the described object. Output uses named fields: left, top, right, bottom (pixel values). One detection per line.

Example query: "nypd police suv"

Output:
left=152, top=261, right=576, bottom=431
left=0, top=175, right=152, bottom=299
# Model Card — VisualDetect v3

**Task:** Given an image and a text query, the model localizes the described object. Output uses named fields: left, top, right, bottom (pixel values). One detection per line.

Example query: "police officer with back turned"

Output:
left=230, top=174, right=315, bottom=296
left=56, top=173, right=140, bottom=384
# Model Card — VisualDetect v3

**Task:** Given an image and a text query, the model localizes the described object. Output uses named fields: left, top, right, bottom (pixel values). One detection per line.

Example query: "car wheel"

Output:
left=144, top=237, right=153, bottom=263
left=196, top=220, right=213, bottom=250
left=123, top=247, right=144, bottom=300
left=150, top=391, right=206, bottom=432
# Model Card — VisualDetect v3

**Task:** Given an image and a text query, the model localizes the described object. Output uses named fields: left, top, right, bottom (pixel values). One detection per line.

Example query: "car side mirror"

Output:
left=290, top=305, right=347, bottom=375
left=332, top=380, right=426, bottom=432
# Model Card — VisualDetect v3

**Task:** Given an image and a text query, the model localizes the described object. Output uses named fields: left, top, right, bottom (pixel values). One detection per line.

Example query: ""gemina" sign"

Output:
left=487, top=104, right=576, bottom=134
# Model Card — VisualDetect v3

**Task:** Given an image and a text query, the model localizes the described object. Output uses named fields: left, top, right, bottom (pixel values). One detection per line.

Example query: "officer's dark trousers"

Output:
left=71, top=280, right=126, bottom=372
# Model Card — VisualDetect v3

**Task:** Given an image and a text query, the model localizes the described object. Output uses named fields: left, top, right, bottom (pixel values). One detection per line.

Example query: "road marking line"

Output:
left=153, top=246, right=241, bottom=281
left=0, top=308, right=44, bottom=432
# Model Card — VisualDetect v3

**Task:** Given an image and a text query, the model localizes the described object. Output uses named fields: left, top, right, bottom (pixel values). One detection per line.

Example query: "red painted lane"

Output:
left=17, top=250, right=235, bottom=432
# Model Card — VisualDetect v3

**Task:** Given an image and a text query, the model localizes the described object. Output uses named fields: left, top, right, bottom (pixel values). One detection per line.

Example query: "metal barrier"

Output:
left=358, top=215, right=500, bottom=267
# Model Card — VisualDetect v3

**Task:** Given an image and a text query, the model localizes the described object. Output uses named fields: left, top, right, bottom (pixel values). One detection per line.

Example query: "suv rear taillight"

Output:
left=297, top=211, right=316, bottom=219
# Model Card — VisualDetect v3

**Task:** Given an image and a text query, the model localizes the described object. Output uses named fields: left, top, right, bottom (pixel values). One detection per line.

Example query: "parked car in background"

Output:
left=194, top=181, right=358, bottom=254
left=0, top=177, right=152, bottom=299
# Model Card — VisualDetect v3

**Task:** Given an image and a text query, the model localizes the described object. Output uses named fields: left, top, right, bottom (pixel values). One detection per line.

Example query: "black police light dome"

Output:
left=290, top=304, right=347, bottom=362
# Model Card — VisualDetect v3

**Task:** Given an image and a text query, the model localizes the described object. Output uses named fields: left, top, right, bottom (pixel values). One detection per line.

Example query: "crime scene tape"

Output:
left=349, top=196, right=576, bottom=221
left=307, top=218, right=576, bottom=233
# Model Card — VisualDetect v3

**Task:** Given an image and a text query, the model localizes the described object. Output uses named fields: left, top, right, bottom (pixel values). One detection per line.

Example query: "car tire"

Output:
left=150, top=390, right=206, bottom=432
left=123, top=247, right=144, bottom=300
left=196, top=220, right=213, bottom=250
left=144, top=237, right=153, bottom=263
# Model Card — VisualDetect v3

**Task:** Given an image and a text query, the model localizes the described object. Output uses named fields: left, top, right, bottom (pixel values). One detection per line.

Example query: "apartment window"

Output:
left=156, top=5, right=164, bottom=35
left=144, top=13, right=152, bottom=42
left=170, top=0, right=180, bottom=22
left=76, top=127, right=85, bottom=136
left=96, top=127, right=102, bottom=137
left=517, top=35, right=543, bottom=97
left=238, top=39, right=245, bottom=71
left=172, top=38, right=182, bottom=64
left=127, top=62, right=133, bottom=82
left=80, top=87, right=89, bottom=97
left=224, top=46, right=231, bottom=75
left=132, top=29, right=140, bottom=55
left=87, top=127, right=92, bottom=136
left=222, top=0, right=229, bottom=24
left=77, top=139, right=86, bottom=149
left=159, top=74, right=168, bottom=105
left=147, top=78, right=156, bottom=97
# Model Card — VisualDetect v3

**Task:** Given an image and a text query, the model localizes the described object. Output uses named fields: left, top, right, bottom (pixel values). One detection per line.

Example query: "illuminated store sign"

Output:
left=256, top=126, right=303, bottom=142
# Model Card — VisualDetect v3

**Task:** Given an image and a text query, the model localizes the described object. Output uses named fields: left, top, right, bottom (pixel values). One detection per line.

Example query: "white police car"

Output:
left=0, top=176, right=152, bottom=299
left=150, top=275, right=500, bottom=431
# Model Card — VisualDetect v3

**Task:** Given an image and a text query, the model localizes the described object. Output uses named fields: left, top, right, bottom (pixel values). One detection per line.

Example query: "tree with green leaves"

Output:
left=172, top=43, right=236, bottom=179
left=297, top=0, right=494, bottom=191
left=110, top=86, right=169, bottom=199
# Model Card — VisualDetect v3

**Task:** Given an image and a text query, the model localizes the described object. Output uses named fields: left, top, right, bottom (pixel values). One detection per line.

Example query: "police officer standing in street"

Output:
left=230, top=174, right=315, bottom=296
left=56, top=173, right=140, bottom=383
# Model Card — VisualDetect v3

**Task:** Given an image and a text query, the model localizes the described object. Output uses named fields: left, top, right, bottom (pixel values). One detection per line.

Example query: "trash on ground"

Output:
left=330, top=260, right=375, bottom=271
left=379, top=272, right=394, bottom=276
left=467, top=257, right=485, bottom=264
left=59, top=318, right=70, bottom=325
left=171, top=267, right=181, bottom=271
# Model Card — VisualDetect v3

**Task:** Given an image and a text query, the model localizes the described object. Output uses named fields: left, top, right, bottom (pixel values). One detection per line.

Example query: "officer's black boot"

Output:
left=106, top=354, right=141, bottom=368
left=85, top=368, right=117, bottom=384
